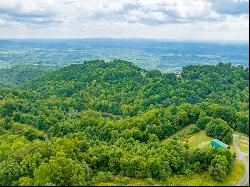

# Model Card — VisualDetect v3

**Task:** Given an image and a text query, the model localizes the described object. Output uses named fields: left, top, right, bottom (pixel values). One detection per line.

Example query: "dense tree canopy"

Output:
left=0, top=60, right=248, bottom=185
left=205, top=118, right=233, bottom=144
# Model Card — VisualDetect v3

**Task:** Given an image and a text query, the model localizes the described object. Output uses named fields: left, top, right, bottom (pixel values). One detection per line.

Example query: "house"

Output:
left=175, top=67, right=183, bottom=79
left=211, top=139, right=230, bottom=149
left=175, top=71, right=182, bottom=79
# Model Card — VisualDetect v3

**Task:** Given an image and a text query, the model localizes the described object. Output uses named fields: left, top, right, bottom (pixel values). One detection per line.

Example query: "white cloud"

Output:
left=0, top=0, right=248, bottom=41
left=0, top=17, right=6, bottom=27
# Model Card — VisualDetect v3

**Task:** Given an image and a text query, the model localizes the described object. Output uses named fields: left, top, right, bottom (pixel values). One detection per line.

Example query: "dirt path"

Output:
left=233, top=134, right=249, bottom=186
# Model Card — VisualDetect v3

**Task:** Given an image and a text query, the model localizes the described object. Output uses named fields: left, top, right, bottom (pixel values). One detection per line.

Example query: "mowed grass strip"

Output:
left=235, top=138, right=249, bottom=153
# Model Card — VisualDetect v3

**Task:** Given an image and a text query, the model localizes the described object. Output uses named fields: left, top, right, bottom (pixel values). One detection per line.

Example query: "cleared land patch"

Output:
left=234, top=136, right=249, bottom=154
left=185, top=130, right=212, bottom=149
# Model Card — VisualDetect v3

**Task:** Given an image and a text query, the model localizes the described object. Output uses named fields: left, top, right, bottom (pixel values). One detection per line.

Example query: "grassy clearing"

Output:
left=185, top=130, right=237, bottom=155
left=235, top=138, right=249, bottom=153
left=234, top=132, right=249, bottom=154
left=161, top=124, right=197, bottom=144
left=235, top=131, right=249, bottom=138
left=185, top=130, right=212, bottom=149
left=92, top=160, right=244, bottom=186
left=169, top=124, right=196, bottom=138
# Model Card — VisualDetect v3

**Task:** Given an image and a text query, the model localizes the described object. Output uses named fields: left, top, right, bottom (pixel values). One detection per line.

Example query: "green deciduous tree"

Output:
left=205, top=118, right=233, bottom=144
left=209, top=155, right=228, bottom=181
left=33, top=152, right=88, bottom=186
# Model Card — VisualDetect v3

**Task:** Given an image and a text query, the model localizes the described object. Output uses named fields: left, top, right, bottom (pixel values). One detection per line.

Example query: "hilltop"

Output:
left=0, top=60, right=248, bottom=186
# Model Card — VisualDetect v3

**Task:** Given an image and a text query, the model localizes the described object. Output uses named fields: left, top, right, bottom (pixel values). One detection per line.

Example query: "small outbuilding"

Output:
left=211, top=139, right=230, bottom=149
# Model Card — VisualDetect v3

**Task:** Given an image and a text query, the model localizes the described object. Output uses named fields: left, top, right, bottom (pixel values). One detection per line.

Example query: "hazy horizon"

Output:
left=1, top=38, right=248, bottom=73
left=0, top=38, right=249, bottom=44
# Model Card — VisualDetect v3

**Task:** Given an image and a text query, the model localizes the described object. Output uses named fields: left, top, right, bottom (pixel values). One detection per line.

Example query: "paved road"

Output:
left=233, top=134, right=249, bottom=186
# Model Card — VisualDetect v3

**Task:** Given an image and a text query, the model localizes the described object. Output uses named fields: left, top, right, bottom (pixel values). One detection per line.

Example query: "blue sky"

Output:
left=0, top=0, right=249, bottom=41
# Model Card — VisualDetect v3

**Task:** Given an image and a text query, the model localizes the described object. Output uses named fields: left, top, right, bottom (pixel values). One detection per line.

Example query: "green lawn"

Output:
left=184, top=130, right=237, bottom=155
left=185, top=130, right=212, bottom=149
left=234, top=133, right=249, bottom=154
left=235, top=138, right=249, bottom=153
left=235, top=131, right=249, bottom=138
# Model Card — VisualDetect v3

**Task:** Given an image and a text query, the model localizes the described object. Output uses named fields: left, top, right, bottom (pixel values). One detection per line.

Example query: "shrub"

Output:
left=209, top=155, right=228, bottom=181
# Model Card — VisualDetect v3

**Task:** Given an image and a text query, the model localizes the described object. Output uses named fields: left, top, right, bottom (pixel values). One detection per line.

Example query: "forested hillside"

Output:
left=0, top=65, right=54, bottom=88
left=0, top=60, right=249, bottom=186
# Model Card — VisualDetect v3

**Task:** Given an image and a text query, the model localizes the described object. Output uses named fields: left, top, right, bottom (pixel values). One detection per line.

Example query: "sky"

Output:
left=0, top=0, right=249, bottom=41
